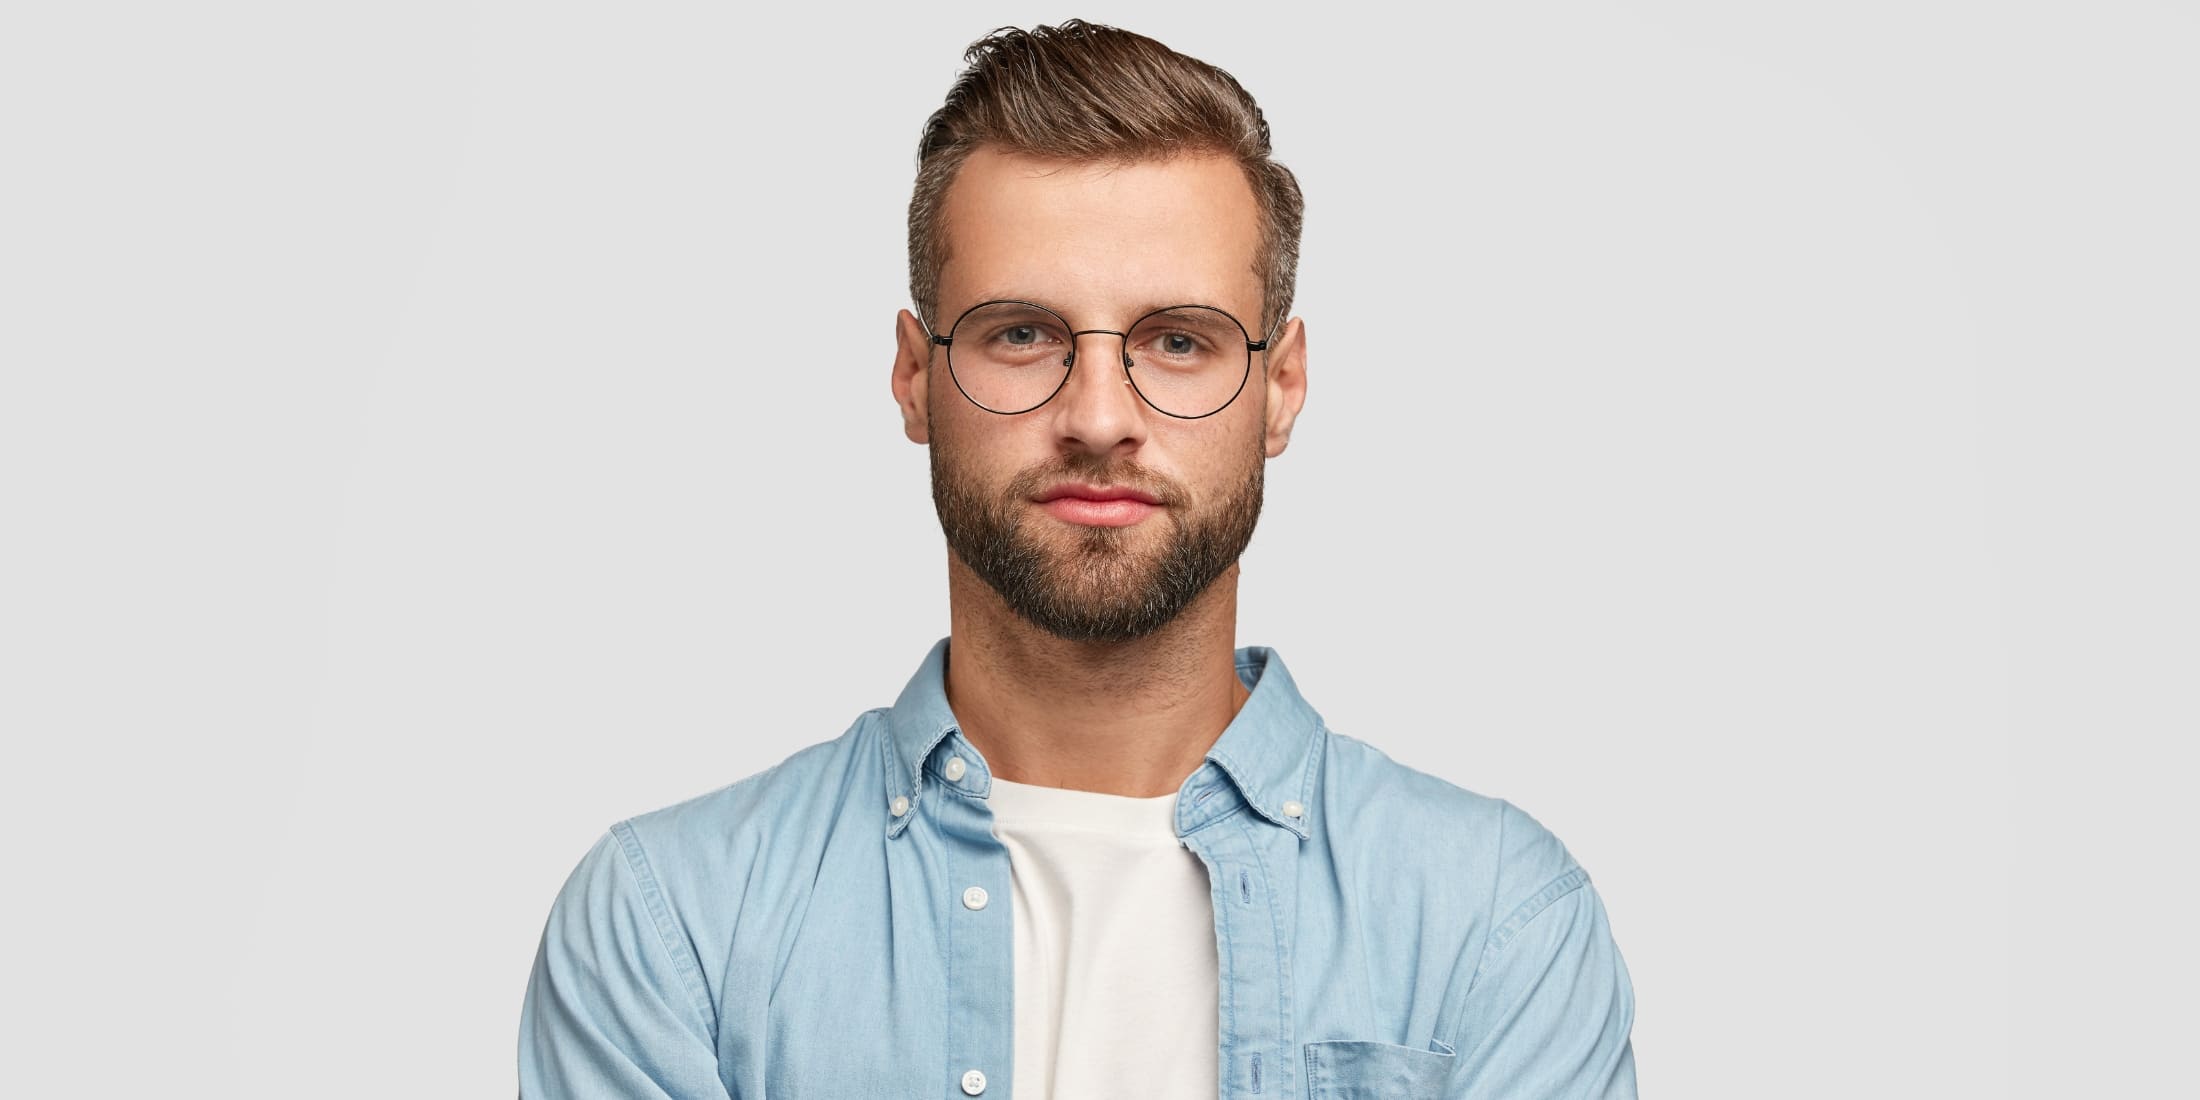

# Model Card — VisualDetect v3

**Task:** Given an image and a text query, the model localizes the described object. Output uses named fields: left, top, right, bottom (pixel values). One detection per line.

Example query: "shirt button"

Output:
left=961, top=1068, right=987, bottom=1095
left=890, top=795, right=911, bottom=817
left=962, top=885, right=989, bottom=910
left=1282, top=800, right=1305, bottom=818
left=944, top=756, right=967, bottom=781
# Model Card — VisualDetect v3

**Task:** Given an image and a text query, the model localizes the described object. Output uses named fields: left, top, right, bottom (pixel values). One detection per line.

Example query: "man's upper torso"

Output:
left=519, top=638, right=1636, bottom=1099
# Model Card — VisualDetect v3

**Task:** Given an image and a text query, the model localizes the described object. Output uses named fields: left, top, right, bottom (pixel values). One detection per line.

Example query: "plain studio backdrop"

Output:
left=3, top=2, right=2193, bottom=1097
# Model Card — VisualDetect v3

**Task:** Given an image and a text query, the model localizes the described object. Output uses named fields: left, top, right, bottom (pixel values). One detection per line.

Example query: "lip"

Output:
left=1033, top=482, right=1163, bottom=505
left=1032, top=482, right=1164, bottom=528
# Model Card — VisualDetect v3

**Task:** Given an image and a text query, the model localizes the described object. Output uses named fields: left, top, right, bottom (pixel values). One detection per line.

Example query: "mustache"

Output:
left=1007, top=457, right=1181, bottom=507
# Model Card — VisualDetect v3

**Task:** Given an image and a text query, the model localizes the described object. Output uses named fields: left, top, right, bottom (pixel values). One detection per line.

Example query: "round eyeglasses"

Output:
left=925, top=299, right=1277, bottom=419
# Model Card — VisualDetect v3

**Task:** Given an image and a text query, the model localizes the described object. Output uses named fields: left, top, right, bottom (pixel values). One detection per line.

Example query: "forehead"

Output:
left=936, top=146, right=1264, bottom=322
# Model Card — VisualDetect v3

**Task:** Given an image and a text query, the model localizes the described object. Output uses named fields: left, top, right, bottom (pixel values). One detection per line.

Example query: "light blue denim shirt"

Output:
left=519, top=638, right=1636, bottom=1099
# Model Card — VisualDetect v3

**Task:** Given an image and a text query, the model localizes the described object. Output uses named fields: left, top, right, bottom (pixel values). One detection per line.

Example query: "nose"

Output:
left=1048, top=328, right=1147, bottom=456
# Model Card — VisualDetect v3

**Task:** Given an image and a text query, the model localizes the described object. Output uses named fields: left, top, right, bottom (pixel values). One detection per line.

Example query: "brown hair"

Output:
left=908, top=19, right=1304, bottom=336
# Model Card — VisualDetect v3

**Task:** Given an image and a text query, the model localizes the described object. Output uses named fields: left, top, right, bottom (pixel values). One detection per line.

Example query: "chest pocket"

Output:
left=1302, top=1037, right=1458, bottom=1099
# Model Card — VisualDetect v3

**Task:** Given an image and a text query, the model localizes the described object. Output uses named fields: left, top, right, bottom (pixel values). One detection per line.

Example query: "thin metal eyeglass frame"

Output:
left=920, top=298, right=1282, bottom=420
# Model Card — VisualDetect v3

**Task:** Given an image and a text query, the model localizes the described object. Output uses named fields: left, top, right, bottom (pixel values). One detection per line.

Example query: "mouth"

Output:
left=1032, top=482, right=1164, bottom=528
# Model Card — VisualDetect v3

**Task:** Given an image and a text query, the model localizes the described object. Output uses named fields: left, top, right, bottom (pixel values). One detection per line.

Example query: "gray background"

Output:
left=4, top=2, right=2193, bottom=1096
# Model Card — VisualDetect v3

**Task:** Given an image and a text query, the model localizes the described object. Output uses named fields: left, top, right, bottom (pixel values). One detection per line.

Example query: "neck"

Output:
left=942, top=555, right=1252, bottom=797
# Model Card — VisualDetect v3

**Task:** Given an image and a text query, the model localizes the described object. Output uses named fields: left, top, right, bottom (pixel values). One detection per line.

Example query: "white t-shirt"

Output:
left=986, top=775, right=1219, bottom=1100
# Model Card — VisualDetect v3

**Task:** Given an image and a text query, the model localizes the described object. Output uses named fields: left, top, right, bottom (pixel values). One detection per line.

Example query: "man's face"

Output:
left=894, top=147, right=1305, bottom=643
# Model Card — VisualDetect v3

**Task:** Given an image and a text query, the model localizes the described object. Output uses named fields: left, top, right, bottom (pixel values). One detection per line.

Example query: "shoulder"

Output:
left=555, top=710, right=886, bottom=946
left=531, top=711, right=892, bottom=1025
left=1319, top=728, right=1588, bottom=918
left=612, top=709, right=887, bottom=874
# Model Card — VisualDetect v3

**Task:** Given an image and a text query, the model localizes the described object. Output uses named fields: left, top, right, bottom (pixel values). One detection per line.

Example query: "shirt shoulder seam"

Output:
left=1473, top=865, right=1593, bottom=982
left=608, top=819, right=719, bottom=1042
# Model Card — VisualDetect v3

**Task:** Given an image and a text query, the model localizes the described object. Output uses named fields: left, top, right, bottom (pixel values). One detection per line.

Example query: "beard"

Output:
left=930, top=434, right=1265, bottom=643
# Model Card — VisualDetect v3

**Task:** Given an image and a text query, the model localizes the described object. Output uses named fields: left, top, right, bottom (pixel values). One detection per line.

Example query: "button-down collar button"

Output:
left=961, top=1068, right=988, bottom=1095
left=944, top=755, right=967, bottom=781
left=890, top=795, right=911, bottom=817
left=1282, top=799, right=1305, bottom=818
left=962, top=885, right=989, bottom=910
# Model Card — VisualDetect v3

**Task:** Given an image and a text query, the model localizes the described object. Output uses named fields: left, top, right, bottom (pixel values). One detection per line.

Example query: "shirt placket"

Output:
left=1181, top=767, right=1298, bottom=1100
left=925, top=738, right=1015, bottom=1100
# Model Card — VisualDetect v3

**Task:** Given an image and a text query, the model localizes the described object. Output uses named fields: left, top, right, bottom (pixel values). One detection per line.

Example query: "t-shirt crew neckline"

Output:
left=984, top=775, right=1181, bottom=835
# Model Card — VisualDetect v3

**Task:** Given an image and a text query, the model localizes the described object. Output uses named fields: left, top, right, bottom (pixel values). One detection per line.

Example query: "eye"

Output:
left=1001, top=325, right=1042, bottom=347
left=1141, top=328, right=1215, bottom=360
left=1144, top=330, right=1190, bottom=353
left=1130, top=308, right=1241, bottom=362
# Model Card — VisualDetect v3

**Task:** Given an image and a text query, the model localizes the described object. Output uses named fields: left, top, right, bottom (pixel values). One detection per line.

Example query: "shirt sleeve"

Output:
left=519, top=826, right=730, bottom=1100
left=1449, top=805, right=1638, bottom=1100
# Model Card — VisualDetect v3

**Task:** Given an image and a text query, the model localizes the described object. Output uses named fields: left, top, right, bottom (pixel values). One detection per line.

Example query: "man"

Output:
left=520, top=19, right=1635, bottom=1100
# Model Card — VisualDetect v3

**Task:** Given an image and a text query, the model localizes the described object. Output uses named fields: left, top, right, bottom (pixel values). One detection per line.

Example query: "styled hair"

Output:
left=908, top=19, right=1304, bottom=336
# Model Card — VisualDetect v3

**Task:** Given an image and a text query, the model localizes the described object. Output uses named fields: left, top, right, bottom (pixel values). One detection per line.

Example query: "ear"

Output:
left=1260, top=316, right=1308, bottom=458
left=891, top=309, right=934, bottom=445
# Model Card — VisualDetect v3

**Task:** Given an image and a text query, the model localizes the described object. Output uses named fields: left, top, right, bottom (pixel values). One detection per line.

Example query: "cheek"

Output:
left=932, top=411, right=1040, bottom=488
left=1153, top=424, right=1262, bottom=493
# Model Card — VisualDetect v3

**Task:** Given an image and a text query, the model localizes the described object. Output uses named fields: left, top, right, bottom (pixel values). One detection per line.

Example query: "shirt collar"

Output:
left=882, top=635, right=1324, bottom=840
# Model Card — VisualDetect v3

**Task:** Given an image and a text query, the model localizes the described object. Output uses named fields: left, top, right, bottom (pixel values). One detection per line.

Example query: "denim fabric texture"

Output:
left=519, top=637, right=1637, bottom=1099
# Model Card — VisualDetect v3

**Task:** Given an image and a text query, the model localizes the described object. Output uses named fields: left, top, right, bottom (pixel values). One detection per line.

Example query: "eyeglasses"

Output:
left=923, top=299, right=1278, bottom=419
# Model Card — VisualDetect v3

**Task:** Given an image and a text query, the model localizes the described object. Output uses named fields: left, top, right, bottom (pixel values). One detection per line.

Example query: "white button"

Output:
left=961, top=1068, right=987, bottom=1095
left=944, top=756, right=966, bottom=781
left=962, top=885, right=989, bottom=910
left=1282, top=800, right=1305, bottom=818
left=890, top=796, right=911, bottom=817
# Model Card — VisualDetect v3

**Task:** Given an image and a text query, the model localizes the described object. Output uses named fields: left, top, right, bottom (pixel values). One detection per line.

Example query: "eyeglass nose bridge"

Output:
left=1062, top=327, right=1136, bottom=375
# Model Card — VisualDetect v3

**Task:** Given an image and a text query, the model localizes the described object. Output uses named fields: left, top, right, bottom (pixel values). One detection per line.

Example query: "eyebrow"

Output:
left=957, top=293, right=1248, bottom=324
